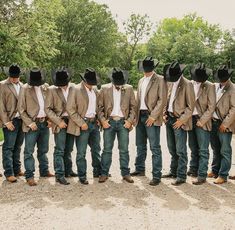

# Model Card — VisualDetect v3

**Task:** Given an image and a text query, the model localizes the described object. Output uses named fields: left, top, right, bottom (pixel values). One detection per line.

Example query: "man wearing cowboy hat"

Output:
left=67, top=68, right=101, bottom=185
left=45, top=68, right=77, bottom=185
left=18, top=68, right=54, bottom=186
left=208, top=65, right=235, bottom=184
left=187, top=63, right=216, bottom=185
left=162, top=61, right=195, bottom=186
left=98, top=68, right=136, bottom=183
left=130, top=56, right=167, bottom=186
left=0, top=64, right=24, bottom=183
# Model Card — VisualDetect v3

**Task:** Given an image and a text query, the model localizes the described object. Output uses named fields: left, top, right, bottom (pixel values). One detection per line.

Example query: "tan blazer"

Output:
left=18, top=83, right=49, bottom=132
left=0, top=79, right=23, bottom=127
left=215, top=80, right=235, bottom=133
left=66, top=82, right=99, bottom=136
left=136, top=73, right=167, bottom=126
left=45, top=83, right=75, bottom=134
left=166, top=77, right=195, bottom=131
left=194, top=81, right=216, bottom=131
left=97, top=83, right=136, bottom=124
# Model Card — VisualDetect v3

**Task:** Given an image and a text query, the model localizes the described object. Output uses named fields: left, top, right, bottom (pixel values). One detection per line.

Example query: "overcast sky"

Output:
left=94, top=0, right=235, bottom=32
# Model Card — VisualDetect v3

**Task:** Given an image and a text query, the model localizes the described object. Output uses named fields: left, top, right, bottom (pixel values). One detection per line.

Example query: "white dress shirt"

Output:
left=140, top=74, right=153, bottom=110
left=34, top=86, right=46, bottom=118
left=192, top=81, right=201, bottom=115
left=110, top=86, right=124, bottom=117
left=61, top=85, right=70, bottom=116
left=13, top=83, right=20, bottom=118
left=85, top=86, right=96, bottom=118
left=213, top=83, right=225, bottom=119
left=168, top=77, right=181, bottom=113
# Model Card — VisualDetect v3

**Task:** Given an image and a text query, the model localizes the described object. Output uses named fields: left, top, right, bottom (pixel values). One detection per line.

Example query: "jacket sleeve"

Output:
left=222, top=87, right=235, bottom=128
left=66, top=87, right=86, bottom=127
left=178, top=81, right=195, bottom=124
left=97, top=87, right=106, bottom=123
left=0, top=84, right=10, bottom=124
left=45, top=88, right=62, bottom=126
left=199, top=84, right=216, bottom=126
left=18, top=87, right=34, bottom=126
left=127, top=87, right=137, bottom=124
left=150, top=78, right=167, bottom=120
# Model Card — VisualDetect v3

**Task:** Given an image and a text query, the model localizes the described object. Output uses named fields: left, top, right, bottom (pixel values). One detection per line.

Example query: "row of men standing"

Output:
left=0, top=57, right=234, bottom=186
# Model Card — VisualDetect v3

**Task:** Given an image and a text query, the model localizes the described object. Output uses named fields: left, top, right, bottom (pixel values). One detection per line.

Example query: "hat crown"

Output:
left=30, top=68, right=42, bottom=80
left=9, top=64, right=20, bottom=76
left=56, top=70, right=69, bottom=79
left=169, top=61, right=181, bottom=76
left=143, top=56, right=154, bottom=68
left=112, top=68, right=124, bottom=79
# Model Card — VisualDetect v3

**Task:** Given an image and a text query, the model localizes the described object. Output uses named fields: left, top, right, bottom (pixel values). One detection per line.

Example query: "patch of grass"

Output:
left=0, top=128, right=4, bottom=141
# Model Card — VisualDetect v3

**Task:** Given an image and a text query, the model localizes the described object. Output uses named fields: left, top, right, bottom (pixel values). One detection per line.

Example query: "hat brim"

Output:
left=108, top=70, right=129, bottom=85
left=137, top=59, right=159, bottom=72
left=80, top=73, right=98, bottom=86
left=214, top=69, right=234, bottom=82
left=52, top=74, right=70, bottom=87
left=164, top=64, right=186, bottom=82
left=190, top=67, right=212, bottom=82
left=28, top=80, right=45, bottom=86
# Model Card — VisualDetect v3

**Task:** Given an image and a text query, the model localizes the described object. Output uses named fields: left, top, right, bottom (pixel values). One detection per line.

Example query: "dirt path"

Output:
left=0, top=127, right=235, bottom=230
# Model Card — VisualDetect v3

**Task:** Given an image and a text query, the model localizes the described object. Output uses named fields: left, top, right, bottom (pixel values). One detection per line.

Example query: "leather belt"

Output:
left=35, top=117, right=46, bottom=123
left=167, top=112, right=178, bottom=118
left=110, top=116, right=124, bottom=121
left=84, top=117, right=96, bottom=123
left=140, top=110, right=149, bottom=115
left=212, top=118, right=221, bottom=122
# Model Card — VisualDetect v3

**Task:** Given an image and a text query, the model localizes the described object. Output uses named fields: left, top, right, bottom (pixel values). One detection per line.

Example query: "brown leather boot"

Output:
left=214, top=177, right=227, bottom=184
left=40, top=172, right=54, bottom=178
left=207, top=172, right=218, bottom=178
left=229, top=175, right=235, bottom=180
left=15, top=170, right=25, bottom=178
left=98, top=175, right=108, bottom=183
left=123, top=175, right=134, bottom=183
left=6, top=176, right=17, bottom=183
left=27, top=178, right=37, bottom=186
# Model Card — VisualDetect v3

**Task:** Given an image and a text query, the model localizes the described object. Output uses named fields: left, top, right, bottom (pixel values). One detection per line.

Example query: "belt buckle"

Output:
left=111, top=116, right=121, bottom=121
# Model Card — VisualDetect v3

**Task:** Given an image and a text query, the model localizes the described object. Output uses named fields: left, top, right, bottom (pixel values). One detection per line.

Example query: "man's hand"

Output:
left=163, top=115, right=168, bottom=123
left=173, top=119, right=183, bottom=129
left=196, top=120, right=203, bottom=128
left=5, top=121, right=15, bottom=131
left=47, top=120, right=52, bottom=128
left=81, top=123, right=88, bottom=131
left=102, top=120, right=110, bottom=129
left=219, top=124, right=227, bottom=133
left=58, top=120, right=67, bottom=129
left=124, top=120, right=132, bottom=129
left=145, top=116, right=155, bottom=127
left=29, top=122, right=38, bottom=131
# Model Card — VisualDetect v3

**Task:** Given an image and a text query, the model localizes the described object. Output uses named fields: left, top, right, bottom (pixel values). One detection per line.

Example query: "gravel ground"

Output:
left=0, top=126, right=235, bottom=230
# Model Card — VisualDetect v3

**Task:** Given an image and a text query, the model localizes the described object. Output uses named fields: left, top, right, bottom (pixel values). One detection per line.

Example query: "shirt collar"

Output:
left=144, top=72, right=154, bottom=79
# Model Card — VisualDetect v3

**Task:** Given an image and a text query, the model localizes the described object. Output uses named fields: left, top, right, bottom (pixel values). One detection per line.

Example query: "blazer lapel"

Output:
left=30, top=86, right=39, bottom=104
left=216, top=81, right=231, bottom=105
left=7, top=80, right=18, bottom=99
left=197, top=83, right=204, bottom=99
left=173, top=77, right=184, bottom=103
left=109, top=84, right=114, bottom=107
left=144, top=74, right=156, bottom=98
left=81, top=83, right=89, bottom=108
left=56, top=88, right=66, bottom=104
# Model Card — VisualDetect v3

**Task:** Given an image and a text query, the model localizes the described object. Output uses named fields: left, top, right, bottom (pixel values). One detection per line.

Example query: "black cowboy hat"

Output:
left=52, top=68, right=71, bottom=87
left=190, top=63, right=212, bottom=83
left=28, top=68, right=45, bottom=86
left=214, top=65, right=234, bottom=83
left=109, top=68, right=128, bottom=86
left=137, top=56, right=159, bottom=73
left=163, top=61, right=186, bottom=82
left=9, top=64, right=21, bottom=78
left=80, top=68, right=98, bottom=86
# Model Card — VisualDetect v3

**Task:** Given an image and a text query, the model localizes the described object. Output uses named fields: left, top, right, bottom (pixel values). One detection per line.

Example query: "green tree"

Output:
left=54, top=0, right=119, bottom=83
left=147, top=13, right=234, bottom=77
